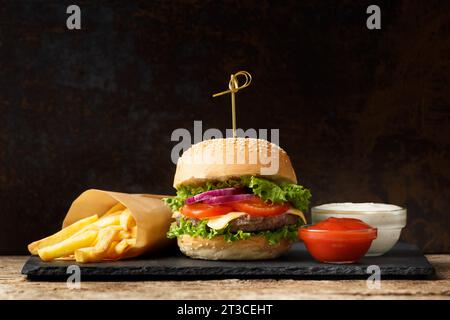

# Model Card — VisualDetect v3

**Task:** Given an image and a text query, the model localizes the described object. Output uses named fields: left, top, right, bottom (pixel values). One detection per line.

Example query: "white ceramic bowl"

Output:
left=311, top=203, right=407, bottom=256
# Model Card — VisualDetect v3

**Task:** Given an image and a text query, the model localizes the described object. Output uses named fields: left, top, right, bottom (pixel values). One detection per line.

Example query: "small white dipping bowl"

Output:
left=311, top=203, right=407, bottom=256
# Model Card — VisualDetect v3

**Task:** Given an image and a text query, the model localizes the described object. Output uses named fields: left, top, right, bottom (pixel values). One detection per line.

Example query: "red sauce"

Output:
left=299, top=217, right=377, bottom=264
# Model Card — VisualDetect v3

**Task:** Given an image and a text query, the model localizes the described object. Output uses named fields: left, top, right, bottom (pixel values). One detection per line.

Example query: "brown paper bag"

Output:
left=62, top=189, right=173, bottom=259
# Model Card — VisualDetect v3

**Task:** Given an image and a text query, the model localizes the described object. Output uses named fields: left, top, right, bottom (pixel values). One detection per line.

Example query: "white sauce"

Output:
left=315, top=202, right=402, bottom=212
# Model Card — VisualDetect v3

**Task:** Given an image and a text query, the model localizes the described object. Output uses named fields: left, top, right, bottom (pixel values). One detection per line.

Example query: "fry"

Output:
left=114, top=238, right=136, bottom=255
left=120, top=209, right=135, bottom=231
left=28, top=215, right=98, bottom=255
left=118, top=230, right=131, bottom=239
left=38, top=230, right=98, bottom=261
left=55, top=255, right=75, bottom=261
left=114, top=240, right=128, bottom=255
left=95, top=214, right=121, bottom=228
left=105, top=241, right=120, bottom=260
left=131, top=226, right=137, bottom=238
left=74, top=247, right=97, bottom=263
left=103, top=203, right=126, bottom=216
left=94, top=227, right=121, bottom=254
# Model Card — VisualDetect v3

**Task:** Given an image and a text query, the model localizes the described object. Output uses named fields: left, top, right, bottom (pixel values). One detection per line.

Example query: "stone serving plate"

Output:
left=22, top=242, right=435, bottom=280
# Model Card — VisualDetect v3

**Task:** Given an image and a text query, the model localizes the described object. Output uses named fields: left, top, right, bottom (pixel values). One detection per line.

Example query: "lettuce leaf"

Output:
left=167, top=216, right=302, bottom=246
left=163, top=176, right=311, bottom=212
left=243, top=176, right=311, bottom=211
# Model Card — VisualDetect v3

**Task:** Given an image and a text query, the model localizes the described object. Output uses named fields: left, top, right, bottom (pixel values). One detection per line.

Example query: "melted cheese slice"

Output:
left=285, top=208, right=307, bottom=224
left=205, top=208, right=306, bottom=230
left=206, top=212, right=247, bottom=230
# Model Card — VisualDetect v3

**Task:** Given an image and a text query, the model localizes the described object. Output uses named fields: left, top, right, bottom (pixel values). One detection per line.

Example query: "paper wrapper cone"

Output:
left=62, top=189, right=174, bottom=259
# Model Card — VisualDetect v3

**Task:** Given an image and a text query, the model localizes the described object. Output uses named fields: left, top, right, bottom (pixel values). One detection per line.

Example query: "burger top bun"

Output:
left=173, top=137, right=297, bottom=188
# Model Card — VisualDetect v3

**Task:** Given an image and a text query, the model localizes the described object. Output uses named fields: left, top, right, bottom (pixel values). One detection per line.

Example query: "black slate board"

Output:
left=22, top=242, right=435, bottom=280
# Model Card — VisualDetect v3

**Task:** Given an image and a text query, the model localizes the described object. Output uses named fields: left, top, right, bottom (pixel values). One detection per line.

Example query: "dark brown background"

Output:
left=0, top=0, right=449, bottom=254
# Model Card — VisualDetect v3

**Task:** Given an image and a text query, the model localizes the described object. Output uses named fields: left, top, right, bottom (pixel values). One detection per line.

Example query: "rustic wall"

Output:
left=0, top=0, right=449, bottom=253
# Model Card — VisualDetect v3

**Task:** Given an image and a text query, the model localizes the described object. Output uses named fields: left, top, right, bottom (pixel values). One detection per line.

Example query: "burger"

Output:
left=164, top=137, right=311, bottom=260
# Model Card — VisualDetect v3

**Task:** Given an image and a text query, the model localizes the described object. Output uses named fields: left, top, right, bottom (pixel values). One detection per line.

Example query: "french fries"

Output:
left=28, top=215, right=98, bottom=255
left=28, top=204, right=137, bottom=263
left=38, top=230, right=98, bottom=261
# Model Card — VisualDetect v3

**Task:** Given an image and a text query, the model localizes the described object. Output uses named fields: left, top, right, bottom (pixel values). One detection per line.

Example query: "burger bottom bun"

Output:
left=177, top=235, right=293, bottom=260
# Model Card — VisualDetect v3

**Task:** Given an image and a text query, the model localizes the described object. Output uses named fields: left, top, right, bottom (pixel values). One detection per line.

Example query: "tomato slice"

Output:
left=181, top=203, right=233, bottom=219
left=231, top=196, right=289, bottom=216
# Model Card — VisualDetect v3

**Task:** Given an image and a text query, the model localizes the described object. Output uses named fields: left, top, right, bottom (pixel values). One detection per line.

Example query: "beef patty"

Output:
left=228, top=213, right=299, bottom=232
left=178, top=213, right=300, bottom=232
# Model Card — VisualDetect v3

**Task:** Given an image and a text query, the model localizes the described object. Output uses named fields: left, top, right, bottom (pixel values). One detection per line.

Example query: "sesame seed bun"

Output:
left=173, top=138, right=297, bottom=188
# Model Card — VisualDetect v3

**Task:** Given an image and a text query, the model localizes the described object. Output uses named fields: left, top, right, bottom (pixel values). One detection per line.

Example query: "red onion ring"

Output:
left=185, top=188, right=244, bottom=204
left=202, top=194, right=255, bottom=205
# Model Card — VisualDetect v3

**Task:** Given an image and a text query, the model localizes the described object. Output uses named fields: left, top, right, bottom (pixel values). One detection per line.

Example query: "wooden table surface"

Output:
left=1, top=255, right=449, bottom=300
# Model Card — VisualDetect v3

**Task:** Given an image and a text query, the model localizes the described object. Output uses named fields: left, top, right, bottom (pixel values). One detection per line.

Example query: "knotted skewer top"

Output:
left=212, top=71, right=252, bottom=138
left=212, top=71, right=252, bottom=97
